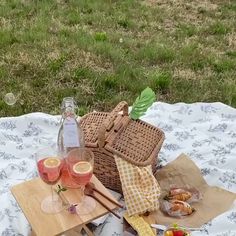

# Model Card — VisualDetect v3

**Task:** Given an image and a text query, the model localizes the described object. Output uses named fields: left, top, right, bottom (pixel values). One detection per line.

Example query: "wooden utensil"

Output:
left=84, top=186, right=121, bottom=219
left=86, top=182, right=123, bottom=208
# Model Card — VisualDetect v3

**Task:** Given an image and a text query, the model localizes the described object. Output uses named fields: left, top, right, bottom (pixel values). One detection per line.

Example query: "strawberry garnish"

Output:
left=172, top=230, right=185, bottom=236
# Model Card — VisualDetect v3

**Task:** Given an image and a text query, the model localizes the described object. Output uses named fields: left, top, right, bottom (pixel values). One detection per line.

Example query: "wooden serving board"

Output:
left=11, top=175, right=119, bottom=236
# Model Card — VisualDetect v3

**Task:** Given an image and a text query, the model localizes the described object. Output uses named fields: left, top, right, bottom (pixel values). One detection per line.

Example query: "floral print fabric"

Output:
left=0, top=102, right=236, bottom=235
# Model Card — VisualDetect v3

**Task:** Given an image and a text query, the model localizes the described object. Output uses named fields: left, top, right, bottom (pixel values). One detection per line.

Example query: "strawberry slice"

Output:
left=173, top=230, right=185, bottom=236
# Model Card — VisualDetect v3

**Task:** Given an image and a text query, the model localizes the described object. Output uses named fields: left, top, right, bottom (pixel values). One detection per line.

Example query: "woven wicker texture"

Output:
left=93, top=150, right=122, bottom=192
left=80, top=101, right=165, bottom=193
left=105, top=119, right=164, bottom=167
left=80, top=112, right=108, bottom=147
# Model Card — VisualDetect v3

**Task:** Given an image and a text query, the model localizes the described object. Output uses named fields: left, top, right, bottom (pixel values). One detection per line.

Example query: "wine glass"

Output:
left=66, top=148, right=96, bottom=215
left=36, top=147, right=64, bottom=214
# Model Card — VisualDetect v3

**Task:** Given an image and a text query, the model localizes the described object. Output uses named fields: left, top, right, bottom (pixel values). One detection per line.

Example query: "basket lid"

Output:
left=80, top=112, right=109, bottom=148
left=80, top=102, right=165, bottom=166
left=104, top=118, right=165, bottom=166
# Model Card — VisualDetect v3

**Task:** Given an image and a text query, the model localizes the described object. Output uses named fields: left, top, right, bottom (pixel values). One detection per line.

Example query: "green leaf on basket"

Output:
left=130, top=87, right=156, bottom=120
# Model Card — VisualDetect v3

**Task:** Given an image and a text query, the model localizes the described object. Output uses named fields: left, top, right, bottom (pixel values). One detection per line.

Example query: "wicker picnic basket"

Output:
left=80, top=101, right=165, bottom=193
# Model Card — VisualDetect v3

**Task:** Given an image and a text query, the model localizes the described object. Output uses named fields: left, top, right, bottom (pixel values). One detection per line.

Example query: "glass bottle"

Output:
left=57, top=97, right=84, bottom=188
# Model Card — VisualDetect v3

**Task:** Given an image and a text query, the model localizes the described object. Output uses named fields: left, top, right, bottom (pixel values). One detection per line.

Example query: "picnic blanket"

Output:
left=0, top=102, right=236, bottom=235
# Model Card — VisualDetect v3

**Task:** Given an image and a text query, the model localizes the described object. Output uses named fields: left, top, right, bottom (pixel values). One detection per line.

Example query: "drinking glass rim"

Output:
left=66, top=148, right=94, bottom=161
left=35, top=146, right=63, bottom=160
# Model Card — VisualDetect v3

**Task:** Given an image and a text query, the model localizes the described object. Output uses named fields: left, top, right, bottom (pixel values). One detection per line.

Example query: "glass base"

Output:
left=76, top=196, right=96, bottom=215
left=41, top=195, right=64, bottom=214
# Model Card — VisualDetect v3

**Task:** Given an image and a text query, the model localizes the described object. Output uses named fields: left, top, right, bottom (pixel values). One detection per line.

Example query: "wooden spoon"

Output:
left=84, top=186, right=121, bottom=219
left=86, top=182, right=123, bottom=208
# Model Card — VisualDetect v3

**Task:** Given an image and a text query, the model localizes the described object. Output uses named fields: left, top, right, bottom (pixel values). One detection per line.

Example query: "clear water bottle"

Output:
left=57, top=97, right=84, bottom=188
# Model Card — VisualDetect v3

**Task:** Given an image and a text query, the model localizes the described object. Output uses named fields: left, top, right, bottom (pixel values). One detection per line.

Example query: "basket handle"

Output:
left=98, top=101, right=129, bottom=148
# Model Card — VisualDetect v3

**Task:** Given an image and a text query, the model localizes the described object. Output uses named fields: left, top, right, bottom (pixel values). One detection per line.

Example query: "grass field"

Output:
left=0, top=0, right=235, bottom=117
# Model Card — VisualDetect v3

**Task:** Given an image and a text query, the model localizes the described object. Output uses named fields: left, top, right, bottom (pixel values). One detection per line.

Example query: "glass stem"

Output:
left=80, top=186, right=85, bottom=202
left=51, top=185, right=55, bottom=202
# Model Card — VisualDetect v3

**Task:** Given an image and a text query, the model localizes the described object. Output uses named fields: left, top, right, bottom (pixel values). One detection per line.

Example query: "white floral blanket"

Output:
left=0, top=102, right=236, bottom=236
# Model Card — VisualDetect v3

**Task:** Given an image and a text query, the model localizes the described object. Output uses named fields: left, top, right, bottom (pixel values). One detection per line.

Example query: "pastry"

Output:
left=169, top=200, right=194, bottom=216
left=165, top=188, right=192, bottom=202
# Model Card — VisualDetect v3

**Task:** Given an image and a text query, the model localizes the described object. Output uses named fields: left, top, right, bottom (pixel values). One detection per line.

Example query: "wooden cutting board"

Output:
left=11, top=175, right=119, bottom=236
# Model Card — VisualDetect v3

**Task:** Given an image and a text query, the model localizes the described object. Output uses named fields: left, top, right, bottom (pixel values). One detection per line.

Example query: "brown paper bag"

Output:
left=154, top=153, right=236, bottom=227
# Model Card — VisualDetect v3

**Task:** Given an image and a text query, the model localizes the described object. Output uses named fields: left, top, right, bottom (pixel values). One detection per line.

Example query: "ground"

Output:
left=0, top=0, right=235, bottom=116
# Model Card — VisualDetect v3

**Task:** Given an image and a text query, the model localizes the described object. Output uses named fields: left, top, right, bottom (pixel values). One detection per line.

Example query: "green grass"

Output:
left=0, top=0, right=236, bottom=117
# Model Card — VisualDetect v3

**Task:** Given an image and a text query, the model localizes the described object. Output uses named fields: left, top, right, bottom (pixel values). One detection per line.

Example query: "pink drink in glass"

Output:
left=65, top=148, right=96, bottom=215
left=70, top=161, right=93, bottom=186
left=37, top=157, right=62, bottom=185
left=61, top=162, right=80, bottom=188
